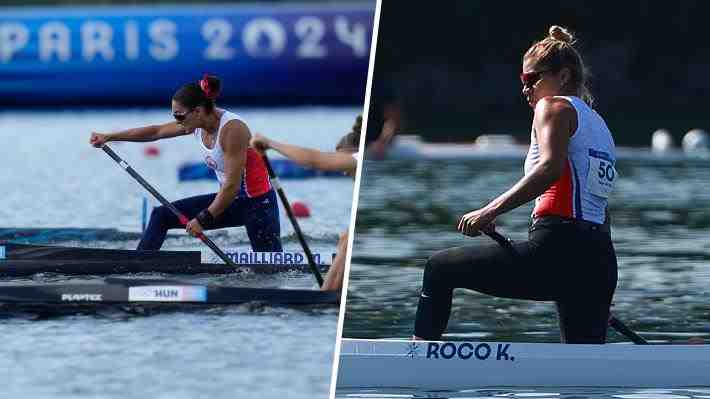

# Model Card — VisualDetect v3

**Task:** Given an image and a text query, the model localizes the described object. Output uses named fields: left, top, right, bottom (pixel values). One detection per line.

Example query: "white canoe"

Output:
left=337, top=338, right=710, bottom=389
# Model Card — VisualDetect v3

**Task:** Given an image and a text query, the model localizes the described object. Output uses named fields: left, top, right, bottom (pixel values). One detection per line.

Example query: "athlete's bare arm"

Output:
left=457, top=97, right=577, bottom=236
left=250, top=134, right=357, bottom=173
left=89, top=122, right=191, bottom=147
left=207, top=120, right=249, bottom=218
left=486, top=97, right=576, bottom=216
left=321, top=231, right=348, bottom=292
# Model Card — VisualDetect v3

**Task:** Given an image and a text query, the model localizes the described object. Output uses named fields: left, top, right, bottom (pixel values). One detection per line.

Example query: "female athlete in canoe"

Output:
left=415, top=26, right=618, bottom=343
left=250, top=115, right=361, bottom=291
left=89, top=75, right=283, bottom=252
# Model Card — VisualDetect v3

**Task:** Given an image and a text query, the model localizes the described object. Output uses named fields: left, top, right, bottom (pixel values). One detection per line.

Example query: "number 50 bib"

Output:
left=587, top=149, right=617, bottom=198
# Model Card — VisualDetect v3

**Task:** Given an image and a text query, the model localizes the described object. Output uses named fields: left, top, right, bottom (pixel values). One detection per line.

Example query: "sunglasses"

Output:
left=519, top=69, right=552, bottom=89
left=172, top=109, right=194, bottom=122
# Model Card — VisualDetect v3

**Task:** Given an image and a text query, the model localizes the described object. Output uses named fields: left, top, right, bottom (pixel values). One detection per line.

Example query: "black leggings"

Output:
left=414, top=223, right=617, bottom=343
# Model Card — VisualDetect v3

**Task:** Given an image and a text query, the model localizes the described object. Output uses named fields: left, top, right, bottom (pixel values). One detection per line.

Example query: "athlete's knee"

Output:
left=426, top=248, right=459, bottom=272
left=149, top=206, right=171, bottom=223
left=422, top=250, right=453, bottom=287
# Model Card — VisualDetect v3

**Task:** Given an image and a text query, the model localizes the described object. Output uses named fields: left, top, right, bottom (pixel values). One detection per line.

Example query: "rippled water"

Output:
left=0, top=106, right=359, bottom=398
left=339, top=158, right=710, bottom=396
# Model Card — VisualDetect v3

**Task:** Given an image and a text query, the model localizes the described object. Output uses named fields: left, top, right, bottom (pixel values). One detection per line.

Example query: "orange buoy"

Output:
left=291, top=201, right=311, bottom=218
left=144, top=145, right=160, bottom=157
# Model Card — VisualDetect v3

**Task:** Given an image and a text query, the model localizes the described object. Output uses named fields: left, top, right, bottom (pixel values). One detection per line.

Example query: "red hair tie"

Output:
left=199, top=74, right=215, bottom=99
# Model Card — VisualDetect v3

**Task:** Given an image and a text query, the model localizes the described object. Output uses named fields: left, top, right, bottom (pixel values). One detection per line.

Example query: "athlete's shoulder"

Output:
left=534, top=97, right=577, bottom=128
left=223, top=118, right=249, bottom=133
left=218, top=108, right=246, bottom=123
left=220, top=108, right=249, bottom=136
left=535, top=96, right=575, bottom=116
left=220, top=119, right=250, bottom=151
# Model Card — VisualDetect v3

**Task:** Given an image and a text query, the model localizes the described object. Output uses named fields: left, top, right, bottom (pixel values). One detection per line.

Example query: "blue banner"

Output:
left=0, top=3, right=374, bottom=106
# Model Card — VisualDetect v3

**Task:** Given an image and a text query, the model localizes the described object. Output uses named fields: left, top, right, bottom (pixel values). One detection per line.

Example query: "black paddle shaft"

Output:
left=101, top=145, right=237, bottom=267
left=262, top=154, right=324, bottom=287
left=482, top=230, right=649, bottom=345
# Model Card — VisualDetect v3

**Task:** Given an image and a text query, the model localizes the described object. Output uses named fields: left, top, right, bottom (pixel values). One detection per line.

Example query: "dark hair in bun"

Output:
left=524, top=26, right=594, bottom=106
left=336, top=114, right=362, bottom=152
left=173, top=74, right=221, bottom=111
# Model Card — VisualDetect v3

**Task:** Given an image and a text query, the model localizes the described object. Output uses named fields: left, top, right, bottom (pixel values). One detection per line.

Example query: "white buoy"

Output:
left=682, top=129, right=710, bottom=153
left=651, top=129, right=674, bottom=152
left=474, top=134, right=517, bottom=148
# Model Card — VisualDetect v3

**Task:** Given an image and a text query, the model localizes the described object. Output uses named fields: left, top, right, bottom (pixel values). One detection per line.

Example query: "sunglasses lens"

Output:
left=520, top=72, right=542, bottom=88
left=173, top=108, right=194, bottom=122
left=520, top=72, right=539, bottom=87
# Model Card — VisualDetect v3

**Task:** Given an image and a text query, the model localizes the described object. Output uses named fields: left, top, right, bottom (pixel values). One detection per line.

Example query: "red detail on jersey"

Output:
left=533, top=160, right=574, bottom=219
left=243, top=148, right=271, bottom=197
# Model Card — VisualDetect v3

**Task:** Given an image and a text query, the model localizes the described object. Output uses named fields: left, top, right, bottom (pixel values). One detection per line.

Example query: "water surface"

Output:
left=0, top=106, right=359, bottom=398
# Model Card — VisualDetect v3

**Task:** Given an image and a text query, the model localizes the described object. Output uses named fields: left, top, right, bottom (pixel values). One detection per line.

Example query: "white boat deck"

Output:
left=337, top=338, right=710, bottom=389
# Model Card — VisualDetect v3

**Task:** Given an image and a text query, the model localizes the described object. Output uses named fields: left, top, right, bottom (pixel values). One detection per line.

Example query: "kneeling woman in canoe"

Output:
left=250, top=115, right=361, bottom=291
left=415, top=26, right=618, bottom=344
left=89, top=75, right=283, bottom=252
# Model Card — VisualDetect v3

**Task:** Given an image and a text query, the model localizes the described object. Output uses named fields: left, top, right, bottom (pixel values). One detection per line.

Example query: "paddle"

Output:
left=483, top=229, right=649, bottom=345
left=261, top=153, right=324, bottom=287
left=101, top=144, right=237, bottom=267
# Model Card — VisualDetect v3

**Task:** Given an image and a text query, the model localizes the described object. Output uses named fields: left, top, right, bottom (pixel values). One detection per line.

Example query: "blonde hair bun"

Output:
left=548, top=25, right=575, bottom=44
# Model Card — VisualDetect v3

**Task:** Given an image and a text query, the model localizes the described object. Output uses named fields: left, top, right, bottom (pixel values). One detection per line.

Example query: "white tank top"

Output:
left=194, top=109, right=271, bottom=198
left=524, top=96, right=617, bottom=224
